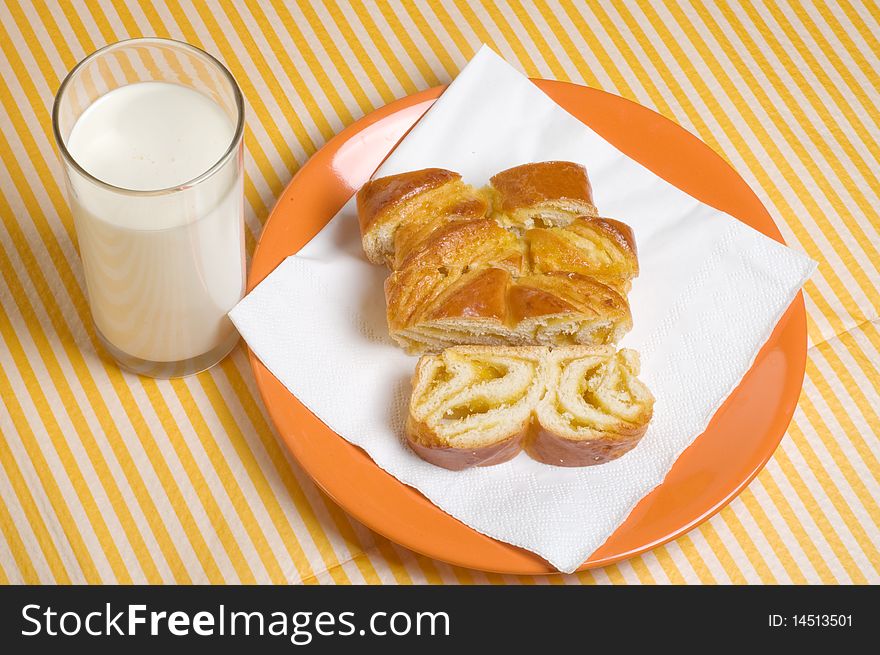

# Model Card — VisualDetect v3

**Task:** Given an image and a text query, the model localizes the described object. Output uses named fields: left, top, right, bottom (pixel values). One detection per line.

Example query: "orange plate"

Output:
left=247, top=81, right=807, bottom=574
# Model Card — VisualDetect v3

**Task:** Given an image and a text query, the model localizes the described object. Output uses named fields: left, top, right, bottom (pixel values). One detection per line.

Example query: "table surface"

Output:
left=0, top=0, right=877, bottom=584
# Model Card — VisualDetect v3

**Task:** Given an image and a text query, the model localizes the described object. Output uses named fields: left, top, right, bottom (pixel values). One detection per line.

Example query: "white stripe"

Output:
left=811, top=342, right=880, bottom=464
left=364, top=1, right=440, bottom=89
left=823, top=0, right=880, bottom=64
left=747, top=473, right=829, bottom=583
left=689, top=0, right=880, bottom=213
left=411, top=1, right=472, bottom=72
left=295, top=0, right=388, bottom=111
left=726, top=498, right=790, bottom=583
left=778, top=427, right=875, bottom=579
left=0, top=362, right=95, bottom=582
left=236, top=3, right=348, bottom=133
left=332, top=0, right=411, bottom=99
left=708, top=514, right=762, bottom=583
left=490, top=1, right=558, bottom=79
left=780, top=0, right=880, bottom=129
left=799, top=377, right=880, bottom=511
left=0, top=450, right=48, bottom=583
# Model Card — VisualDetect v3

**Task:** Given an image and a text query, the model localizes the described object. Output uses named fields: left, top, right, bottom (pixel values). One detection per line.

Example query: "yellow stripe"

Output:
left=796, top=389, right=880, bottom=541
left=695, top=523, right=746, bottom=584
left=423, top=2, right=483, bottom=64
left=215, top=0, right=324, bottom=150
left=504, top=0, right=571, bottom=81
left=806, top=349, right=880, bottom=489
left=779, top=0, right=880, bottom=134
left=627, top=556, right=658, bottom=585
left=240, top=0, right=354, bottom=130
left=531, top=0, right=606, bottom=89
left=347, top=0, right=421, bottom=95
left=835, top=0, right=880, bottom=62
left=373, top=1, right=442, bottom=88
left=755, top=457, right=844, bottom=583
left=0, top=243, right=139, bottom=584
left=137, top=380, right=255, bottom=583
left=401, top=2, right=460, bottom=79
left=844, top=322, right=880, bottom=402
left=0, top=546, right=10, bottom=584
left=734, top=485, right=808, bottom=584
left=781, top=419, right=875, bottom=583
left=0, top=347, right=98, bottom=582
left=292, top=0, right=383, bottom=112
left=651, top=546, right=688, bottom=584
left=168, top=380, right=286, bottom=583
left=444, top=564, right=477, bottom=585
left=197, top=372, right=320, bottom=581
left=452, top=0, right=539, bottom=72
left=321, top=0, right=399, bottom=104
left=410, top=553, right=446, bottom=584
left=0, top=412, right=55, bottom=584
left=673, top=535, right=717, bottom=584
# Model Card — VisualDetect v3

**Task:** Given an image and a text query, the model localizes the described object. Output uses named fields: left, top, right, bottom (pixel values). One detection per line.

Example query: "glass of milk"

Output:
left=52, top=38, right=245, bottom=378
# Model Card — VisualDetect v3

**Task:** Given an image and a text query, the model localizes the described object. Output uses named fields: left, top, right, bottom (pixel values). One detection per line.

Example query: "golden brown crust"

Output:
left=384, top=220, right=522, bottom=331
left=356, top=168, right=460, bottom=237
left=490, top=161, right=596, bottom=214
left=527, top=217, right=639, bottom=286
left=509, top=272, right=630, bottom=324
left=428, top=268, right=511, bottom=322
left=525, top=423, right=647, bottom=467
left=357, top=163, right=638, bottom=353
left=406, top=417, right=526, bottom=470
left=505, top=284, right=576, bottom=322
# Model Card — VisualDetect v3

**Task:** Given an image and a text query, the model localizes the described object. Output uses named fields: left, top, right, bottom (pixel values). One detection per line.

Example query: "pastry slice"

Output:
left=489, top=160, right=599, bottom=230
left=405, top=346, right=546, bottom=470
left=405, top=345, right=654, bottom=469
left=529, top=346, right=655, bottom=466
left=357, top=168, right=488, bottom=267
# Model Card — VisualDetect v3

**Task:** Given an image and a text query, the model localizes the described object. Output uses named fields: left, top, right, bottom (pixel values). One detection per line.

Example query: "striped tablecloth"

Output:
left=0, top=0, right=877, bottom=585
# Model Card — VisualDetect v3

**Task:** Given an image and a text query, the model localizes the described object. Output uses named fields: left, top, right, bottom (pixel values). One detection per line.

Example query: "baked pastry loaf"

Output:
left=529, top=346, right=654, bottom=466
left=357, top=162, right=638, bottom=354
left=406, top=345, right=654, bottom=469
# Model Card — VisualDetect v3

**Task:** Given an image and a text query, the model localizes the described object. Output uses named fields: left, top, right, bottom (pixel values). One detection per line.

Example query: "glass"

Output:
left=52, top=38, right=245, bottom=378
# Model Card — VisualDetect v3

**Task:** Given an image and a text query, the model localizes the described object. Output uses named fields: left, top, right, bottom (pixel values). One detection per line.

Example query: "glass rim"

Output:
left=51, top=37, right=245, bottom=197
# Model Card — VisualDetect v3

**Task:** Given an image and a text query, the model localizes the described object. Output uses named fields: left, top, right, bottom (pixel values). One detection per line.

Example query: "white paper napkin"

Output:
left=230, top=46, right=816, bottom=573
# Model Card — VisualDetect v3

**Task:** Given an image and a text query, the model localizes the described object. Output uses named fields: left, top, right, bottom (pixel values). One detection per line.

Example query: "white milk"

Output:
left=66, top=82, right=244, bottom=365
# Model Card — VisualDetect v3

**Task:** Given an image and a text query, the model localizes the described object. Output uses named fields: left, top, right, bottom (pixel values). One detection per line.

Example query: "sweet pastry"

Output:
left=529, top=346, right=654, bottom=466
left=487, top=160, right=599, bottom=230
left=358, top=161, right=654, bottom=469
left=357, top=162, right=639, bottom=354
left=357, top=168, right=488, bottom=268
left=406, top=346, right=546, bottom=470
left=405, top=345, right=654, bottom=470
